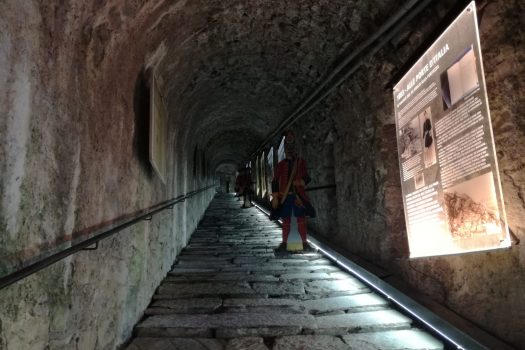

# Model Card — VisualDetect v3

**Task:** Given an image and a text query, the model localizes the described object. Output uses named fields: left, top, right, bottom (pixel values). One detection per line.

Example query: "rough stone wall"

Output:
left=4, top=1, right=401, bottom=345
left=0, top=1, right=214, bottom=349
left=295, top=0, right=525, bottom=347
left=294, top=104, right=338, bottom=240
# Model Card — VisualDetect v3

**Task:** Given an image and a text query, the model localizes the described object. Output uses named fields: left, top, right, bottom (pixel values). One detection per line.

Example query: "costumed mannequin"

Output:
left=243, top=167, right=254, bottom=208
left=271, top=130, right=315, bottom=252
left=234, top=168, right=243, bottom=199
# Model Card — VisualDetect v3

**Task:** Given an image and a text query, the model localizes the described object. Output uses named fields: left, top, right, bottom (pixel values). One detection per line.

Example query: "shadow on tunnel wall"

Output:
left=133, top=68, right=153, bottom=176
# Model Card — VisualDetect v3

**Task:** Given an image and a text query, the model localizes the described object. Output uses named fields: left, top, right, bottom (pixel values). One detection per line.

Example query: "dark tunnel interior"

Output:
left=0, top=0, right=524, bottom=348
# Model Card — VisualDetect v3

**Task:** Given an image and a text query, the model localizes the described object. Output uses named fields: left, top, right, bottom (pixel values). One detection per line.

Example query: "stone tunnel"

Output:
left=1, top=0, right=524, bottom=349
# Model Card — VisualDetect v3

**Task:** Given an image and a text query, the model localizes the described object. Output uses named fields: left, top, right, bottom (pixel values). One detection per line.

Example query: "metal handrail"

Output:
left=0, top=184, right=216, bottom=290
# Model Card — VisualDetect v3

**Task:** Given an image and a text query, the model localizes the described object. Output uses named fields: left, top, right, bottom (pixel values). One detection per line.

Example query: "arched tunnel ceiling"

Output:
left=88, top=0, right=399, bottom=172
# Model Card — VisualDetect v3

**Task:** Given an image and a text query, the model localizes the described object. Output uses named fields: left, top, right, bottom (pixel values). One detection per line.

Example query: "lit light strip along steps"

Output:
left=252, top=201, right=488, bottom=350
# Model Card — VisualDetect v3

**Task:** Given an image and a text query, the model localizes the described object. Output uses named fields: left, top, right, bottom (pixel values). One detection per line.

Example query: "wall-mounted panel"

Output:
left=393, top=2, right=509, bottom=258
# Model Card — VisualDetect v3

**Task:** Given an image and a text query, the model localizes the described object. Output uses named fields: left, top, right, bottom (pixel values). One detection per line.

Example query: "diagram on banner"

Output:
left=419, top=107, right=437, bottom=168
left=443, top=172, right=500, bottom=239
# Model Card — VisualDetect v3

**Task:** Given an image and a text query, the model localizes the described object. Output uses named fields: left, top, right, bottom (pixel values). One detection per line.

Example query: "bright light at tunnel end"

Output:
left=252, top=200, right=479, bottom=350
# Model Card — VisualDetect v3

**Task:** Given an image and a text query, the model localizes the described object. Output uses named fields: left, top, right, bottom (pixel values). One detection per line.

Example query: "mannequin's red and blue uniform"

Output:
left=272, top=157, right=311, bottom=244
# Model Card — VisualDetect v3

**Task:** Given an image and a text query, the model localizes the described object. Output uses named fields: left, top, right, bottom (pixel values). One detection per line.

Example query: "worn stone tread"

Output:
left=222, top=298, right=305, bottom=314
left=216, top=326, right=303, bottom=338
left=168, top=268, right=217, bottom=274
left=273, top=335, right=350, bottom=350
left=157, top=282, right=256, bottom=297
left=175, top=260, right=235, bottom=268
left=152, top=293, right=270, bottom=301
left=305, top=279, right=368, bottom=294
left=314, top=309, right=412, bottom=335
left=225, top=337, right=269, bottom=350
left=342, top=329, right=444, bottom=349
left=279, top=272, right=332, bottom=281
left=137, top=312, right=316, bottom=331
left=304, top=293, right=389, bottom=314
left=219, top=264, right=340, bottom=274
left=146, top=298, right=223, bottom=315
left=223, top=298, right=301, bottom=308
left=165, top=272, right=279, bottom=282
left=125, top=337, right=224, bottom=350
left=177, top=256, right=234, bottom=262
left=252, top=282, right=306, bottom=295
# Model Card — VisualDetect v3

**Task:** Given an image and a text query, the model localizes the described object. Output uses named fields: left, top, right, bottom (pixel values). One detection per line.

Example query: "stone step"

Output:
left=157, top=282, right=257, bottom=298
left=303, top=293, right=389, bottom=314
left=135, top=309, right=416, bottom=339
left=221, top=298, right=306, bottom=314
left=165, top=273, right=279, bottom=283
left=152, top=293, right=269, bottom=301
left=169, top=267, right=218, bottom=274
left=187, top=252, right=277, bottom=258
left=314, top=309, right=413, bottom=335
left=136, top=313, right=317, bottom=338
left=183, top=249, right=274, bottom=255
left=175, top=260, right=235, bottom=267
left=125, top=337, right=225, bottom=350
left=217, top=264, right=341, bottom=274
left=272, top=335, right=351, bottom=350
left=252, top=282, right=306, bottom=296
left=129, top=331, right=443, bottom=350
left=304, top=279, right=368, bottom=295
left=145, top=298, right=222, bottom=315
left=272, top=332, right=444, bottom=350
left=223, top=297, right=301, bottom=309
left=342, top=329, right=444, bottom=349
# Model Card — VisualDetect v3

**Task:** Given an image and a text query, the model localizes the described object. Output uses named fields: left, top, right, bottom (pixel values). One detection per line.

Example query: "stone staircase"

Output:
left=125, top=194, right=443, bottom=350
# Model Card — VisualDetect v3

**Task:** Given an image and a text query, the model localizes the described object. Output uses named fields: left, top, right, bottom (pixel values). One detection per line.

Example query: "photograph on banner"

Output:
left=399, top=115, right=422, bottom=161
left=393, top=2, right=509, bottom=258
left=419, top=106, right=437, bottom=168
left=440, top=46, right=479, bottom=110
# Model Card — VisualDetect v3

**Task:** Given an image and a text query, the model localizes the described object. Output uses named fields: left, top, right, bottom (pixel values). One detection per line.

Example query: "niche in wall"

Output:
left=149, top=71, right=167, bottom=183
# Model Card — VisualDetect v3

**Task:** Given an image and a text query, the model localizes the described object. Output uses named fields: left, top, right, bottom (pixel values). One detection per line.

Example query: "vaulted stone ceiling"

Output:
left=41, top=0, right=400, bottom=171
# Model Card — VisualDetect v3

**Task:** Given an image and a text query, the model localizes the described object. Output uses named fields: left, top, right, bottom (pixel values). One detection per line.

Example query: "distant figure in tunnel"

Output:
left=271, top=130, right=315, bottom=252
left=234, top=168, right=242, bottom=199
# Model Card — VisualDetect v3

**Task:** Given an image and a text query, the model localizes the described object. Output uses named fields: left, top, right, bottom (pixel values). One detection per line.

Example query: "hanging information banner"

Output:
left=393, top=2, right=509, bottom=258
